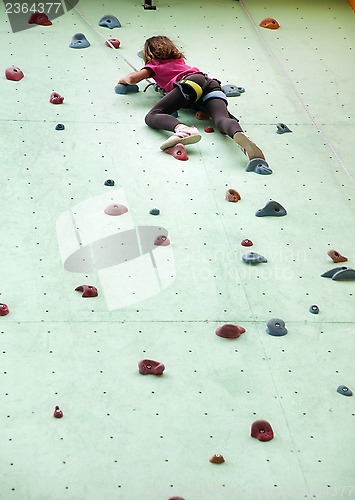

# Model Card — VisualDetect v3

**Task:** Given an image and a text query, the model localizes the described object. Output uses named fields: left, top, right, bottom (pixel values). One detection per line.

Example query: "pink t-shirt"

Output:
left=143, top=58, right=201, bottom=92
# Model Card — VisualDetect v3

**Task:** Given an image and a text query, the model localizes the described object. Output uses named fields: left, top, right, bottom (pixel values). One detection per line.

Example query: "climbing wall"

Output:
left=1, top=0, right=355, bottom=498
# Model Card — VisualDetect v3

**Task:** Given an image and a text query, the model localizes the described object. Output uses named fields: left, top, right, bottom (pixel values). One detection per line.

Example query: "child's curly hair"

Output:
left=143, top=35, right=185, bottom=63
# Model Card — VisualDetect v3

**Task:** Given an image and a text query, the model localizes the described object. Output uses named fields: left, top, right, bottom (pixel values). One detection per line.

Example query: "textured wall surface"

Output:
left=1, top=0, right=355, bottom=499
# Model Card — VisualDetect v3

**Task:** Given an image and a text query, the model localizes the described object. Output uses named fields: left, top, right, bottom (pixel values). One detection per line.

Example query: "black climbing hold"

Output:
left=104, top=179, right=115, bottom=186
left=115, top=83, right=139, bottom=94
left=309, top=305, right=319, bottom=314
left=171, top=111, right=179, bottom=118
left=337, top=385, right=353, bottom=396
left=321, top=266, right=354, bottom=279
left=221, top=84, right=244, bottom=97
left=143, top=0, right=156, bottom=10
left=55, top=124, right=65, bottom=131
left=276, top=123, right=292, bottom=134
left=242, top=252, right=267, bottom=264
left=255, top=201, right=287, bottom=217
left=266, top=318, right=288, bottom=337
left=246, top=158, right=273, bottom=175
left=99, top=15, right=121, bottom=29
left=69, top=33, right=90, bottom=49
left=149, top=208, right=160, bottom=215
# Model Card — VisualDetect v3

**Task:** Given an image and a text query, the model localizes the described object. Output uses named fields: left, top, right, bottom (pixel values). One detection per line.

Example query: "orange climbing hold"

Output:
left=259, top=17, right=280, bottom=29
left=209, top=454, right=225, bottom=464
left=225, top=189, right=241, bottom=203
left=327, top=249, right=348, bottom=263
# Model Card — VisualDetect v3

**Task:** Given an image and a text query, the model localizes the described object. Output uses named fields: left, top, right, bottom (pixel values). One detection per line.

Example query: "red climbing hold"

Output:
left=28, top=12, right=52, bottom=26
left=241, top=239, right=253, bottom=247
left=259, top=17, right=280, bottom=29
left=5, top=67, right=24, bottom=81
left=0, top=303, right=9, bottom=316
left=204, top=126, right=214, bottom=133
left=154, top=235, right=170, bottom=246
left=105, top=38, right=120, bottom=49
left=195, top=111, right=211, bottom=120
left=164, top=143, right=188, bottom=161
left=75, top=285, right=98, bottom=297
left=327, top=249, right=348, bottom=263
left=138, top=359, right=165, bottom=375
left=50, top=92, right=64, bottom=104
left=215, top=324, right=245, bottom=339
left=251, top=420, right=274, bottom=441
left=225, top=189, right=241, bottom=203
left=53, top=406, right=63, bottom=418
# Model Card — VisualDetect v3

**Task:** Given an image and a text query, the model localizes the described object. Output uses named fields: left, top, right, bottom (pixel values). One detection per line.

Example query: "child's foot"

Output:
left=233, top=132, right=265, bottom=160
left=160, top=125, right=201, bottom=151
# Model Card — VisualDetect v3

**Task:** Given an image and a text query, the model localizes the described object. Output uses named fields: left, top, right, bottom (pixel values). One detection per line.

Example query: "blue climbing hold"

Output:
left=321, top=266, right=355, bottom=280
left=55, top=124, right=65, bottom=131
left=337, top=385, right=353, bottom=396
left=149, top=208, right=160, bottom=215
left=115, top=83, right=139, bottom=94
left=276, top=123, right=292, bottom=134
left=242, top=252, right=267, bottom=264
left=104, top=179, right=115, bottom=186
left=332, top=268, right=355, bottom=281
left=256, top=201, right=287, bottom=217
left=221, top=84, right=245, bottom=97
left=99, top=15, right=121, bottom=29
left=69, top=33, right=90, bottom=49
left=245, top=158, right=273, bottom=175
left=266, top=318, right=288, bottom=337
left=309, top=305, right=319, bottom=314
left=137, top=50, right=143, bottom=59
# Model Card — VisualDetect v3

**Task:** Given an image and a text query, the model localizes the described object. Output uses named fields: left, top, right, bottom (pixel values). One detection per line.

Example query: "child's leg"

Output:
left=203, top=98, right=265, bottom=160
left=145, top=88, right=201, bottom=150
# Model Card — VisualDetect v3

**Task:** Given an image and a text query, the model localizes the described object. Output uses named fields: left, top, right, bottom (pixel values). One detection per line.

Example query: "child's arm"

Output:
left=118, top=68, right=153, bottom=85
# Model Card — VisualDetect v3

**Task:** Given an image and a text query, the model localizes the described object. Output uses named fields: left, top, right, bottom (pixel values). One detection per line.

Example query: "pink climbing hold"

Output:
left=138, top=359, right=165, bottom=375
left=49, top=92, right=64, bottom=104
left=5, top=67, right=24, bottom=81
left=164, top=143, right=188, bottom=161
left=154, top=235, right=170, bottom=246
left=28, top=12, right=52, bottom=26
left=53, top=406, right=63, bottom=418
left=0, top=303, right=9, bottom=316
left=105, top=38, right=120, bottom=49
left=204, top=126, right=214, bottom=133
left=75, top=285, right=98, bottom=298
left=215, top=324, right=245, bottom=339
left=241, top=239, right=253, bottom=247
left=251, top=420, right=274, bottom=441
left=104, top=203, right=128, bottom=215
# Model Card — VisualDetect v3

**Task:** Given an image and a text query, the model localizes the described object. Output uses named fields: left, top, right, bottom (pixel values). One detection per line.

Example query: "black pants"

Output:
left=144, top=73, right=243, bottom=137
